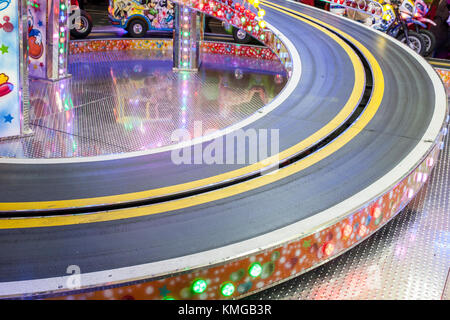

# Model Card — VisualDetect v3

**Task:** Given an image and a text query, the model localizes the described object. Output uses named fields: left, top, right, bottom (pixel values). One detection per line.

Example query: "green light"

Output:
left=162, top=296, right=175, bottom=300
left=221, top=282, right=235, bottom=297
left=192, top=279, right=207, bottom=294
left=255, top=25, right=260, bottom=31
left=260, top=34, right=265, bottom=40
left=241, top=17, right=246, bottom=23
left=248, top=262, right=262, bottom=277
left=60, top=4, right=65, bottom=10
left=247, top=26, right=252, bottom=32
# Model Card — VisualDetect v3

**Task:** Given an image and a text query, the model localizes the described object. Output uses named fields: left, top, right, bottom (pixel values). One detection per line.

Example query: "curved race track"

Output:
left=0, top=0, right=446, bottom=297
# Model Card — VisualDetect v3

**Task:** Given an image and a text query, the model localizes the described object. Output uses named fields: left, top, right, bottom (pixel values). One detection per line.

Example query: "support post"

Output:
left=28, top=0, right=70, bottom=81
left=173, top=4, right=203, bottom=71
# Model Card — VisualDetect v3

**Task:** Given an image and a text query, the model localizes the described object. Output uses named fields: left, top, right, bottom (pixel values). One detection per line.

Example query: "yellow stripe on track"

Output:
left=428, top=60, right=450, bottom=68
left=0, top=8, right=366, bottom=212
left=0, top=4, right=384, bottom=228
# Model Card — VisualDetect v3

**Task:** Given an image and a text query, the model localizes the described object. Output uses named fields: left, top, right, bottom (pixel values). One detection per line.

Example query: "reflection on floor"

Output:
left=0, top=50, right=286, bottom=159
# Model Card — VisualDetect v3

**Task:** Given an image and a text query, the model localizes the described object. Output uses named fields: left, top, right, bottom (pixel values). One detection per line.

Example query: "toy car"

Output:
left=70, top=0, right=94, bottom=39
left=108, top=0, right=252, bottom=43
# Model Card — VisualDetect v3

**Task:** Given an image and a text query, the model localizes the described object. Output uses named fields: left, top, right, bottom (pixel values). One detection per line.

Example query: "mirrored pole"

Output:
left=173, top=3, right=203, bottom=72
left=28, top=0, right=70, bottom=81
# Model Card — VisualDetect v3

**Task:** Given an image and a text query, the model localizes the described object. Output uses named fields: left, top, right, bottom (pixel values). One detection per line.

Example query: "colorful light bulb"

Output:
left=192, top=279, right=208, bottom=294
left=248, top=262, right=262, bottom=277
left=221, top=282, right=235, bottom=297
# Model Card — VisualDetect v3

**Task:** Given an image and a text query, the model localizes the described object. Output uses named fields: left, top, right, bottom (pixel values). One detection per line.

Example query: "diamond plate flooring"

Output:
left=0, top=50, right=286, bottom=159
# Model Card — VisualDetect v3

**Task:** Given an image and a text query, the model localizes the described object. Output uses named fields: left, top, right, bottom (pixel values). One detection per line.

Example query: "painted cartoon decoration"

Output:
left=148, top=0, right=174, bottom=29
left=0, top=15, right=13, bottom=32
left=0, top=73, right=13, bottom=98
left=114, top=1, right=133, bottom=25
left=27, top=8, right=43, bottom=59
left=0, top=16, right=14, bottom=32
left=0, top=0, right=10, bottom=12
left=111, top=0, right=174, bottom=30
left=0, top=0, right=21, bottom=138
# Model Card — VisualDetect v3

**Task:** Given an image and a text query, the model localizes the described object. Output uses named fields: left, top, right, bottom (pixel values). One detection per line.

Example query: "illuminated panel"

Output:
left=173, top=4, right=202, bottom=71
left=27, top=0, right=47, bottom=78
left=57, top=0, right=69, bottom=78
left=0, top=0, right=23, bottom=138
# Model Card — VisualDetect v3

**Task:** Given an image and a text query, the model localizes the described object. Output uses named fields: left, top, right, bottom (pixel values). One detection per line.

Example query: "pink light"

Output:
left=416, top=172, right=423, bottom=182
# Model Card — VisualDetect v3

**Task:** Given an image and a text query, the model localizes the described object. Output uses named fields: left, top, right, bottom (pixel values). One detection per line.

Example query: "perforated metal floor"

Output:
left=0, top=50, right=286, bottom=159
left=249, top=83, right=450, bottom=300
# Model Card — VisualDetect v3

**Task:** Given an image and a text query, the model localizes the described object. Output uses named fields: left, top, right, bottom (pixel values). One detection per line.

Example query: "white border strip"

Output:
left=0, top=4, right=447, bottom=297
left=0, top=22, right=301, bottom=164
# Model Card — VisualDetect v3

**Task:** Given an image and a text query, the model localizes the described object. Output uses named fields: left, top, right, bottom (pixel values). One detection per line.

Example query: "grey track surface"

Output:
left=0, top=7, right=356, bottom=203
left=0, top=2, right=440, bottom=283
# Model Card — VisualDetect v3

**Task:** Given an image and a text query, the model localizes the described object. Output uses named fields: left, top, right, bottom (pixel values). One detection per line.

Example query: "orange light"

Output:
left=323, top=242, right=335, bottom=256
left=372, top=207, right=381, bottom=219
left=342, top=224, right=352, bottom=237
left=358, top=225, right=367, bottom=237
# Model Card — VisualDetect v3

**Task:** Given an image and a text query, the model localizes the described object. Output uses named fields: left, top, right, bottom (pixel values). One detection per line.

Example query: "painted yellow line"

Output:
left=428, top=60, right=450, bottom=68
left=0, top=11, right=365, bottom=212
left=0, top=5, right=384, bottom=228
